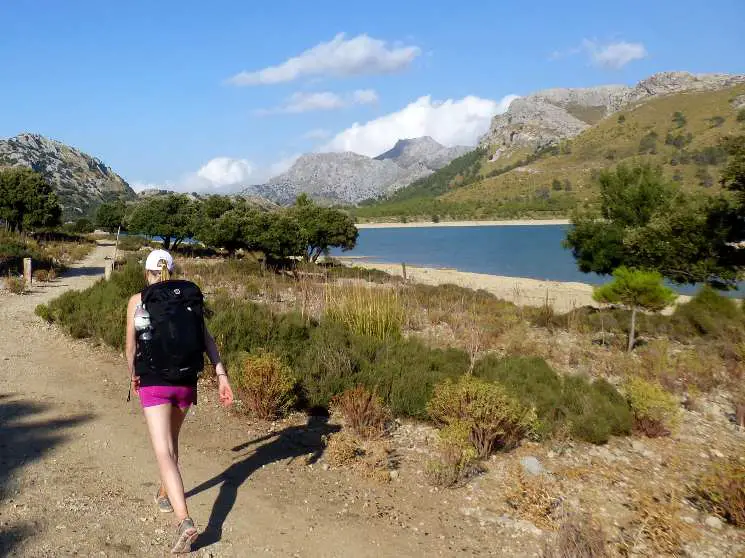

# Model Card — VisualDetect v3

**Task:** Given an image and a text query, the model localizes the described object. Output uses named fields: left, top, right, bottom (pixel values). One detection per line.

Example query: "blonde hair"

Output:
left=147, top=259, right=171, bottom=283
left=158, top=259, right=171, bottom=282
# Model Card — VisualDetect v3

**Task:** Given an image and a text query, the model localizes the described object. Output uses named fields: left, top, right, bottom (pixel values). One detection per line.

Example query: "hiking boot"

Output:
left=171, top=518, right=198, bottom=554
left=155, top=490, right=174, bottom=513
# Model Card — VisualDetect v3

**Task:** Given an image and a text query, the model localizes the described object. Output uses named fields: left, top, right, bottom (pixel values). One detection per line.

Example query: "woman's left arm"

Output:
left=204, top=328, right=233, bottom=407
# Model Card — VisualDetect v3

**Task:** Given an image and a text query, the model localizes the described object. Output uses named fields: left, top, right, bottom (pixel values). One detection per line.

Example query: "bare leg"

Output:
left=143, top=404, right=190, bottom=521
left=158, top=406, right=188, bottom=498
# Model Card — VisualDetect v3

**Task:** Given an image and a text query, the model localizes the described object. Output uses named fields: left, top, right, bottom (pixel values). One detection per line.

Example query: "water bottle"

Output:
left=134, top=304, right=152, bottom=342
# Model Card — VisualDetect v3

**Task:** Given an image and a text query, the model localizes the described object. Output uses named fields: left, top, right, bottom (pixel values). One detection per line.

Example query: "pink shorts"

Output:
left=138, top=385, right=197, bottom=409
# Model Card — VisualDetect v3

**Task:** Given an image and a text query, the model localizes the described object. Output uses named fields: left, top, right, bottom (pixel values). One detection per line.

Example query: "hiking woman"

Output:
left=125, top=249, right=234, bottom=554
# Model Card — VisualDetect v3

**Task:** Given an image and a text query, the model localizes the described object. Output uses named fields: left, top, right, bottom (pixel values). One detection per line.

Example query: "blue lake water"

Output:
left=332, top=225, right=742, bottom=297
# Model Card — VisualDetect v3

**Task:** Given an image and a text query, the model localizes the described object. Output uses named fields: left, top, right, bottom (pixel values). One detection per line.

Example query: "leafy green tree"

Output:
left=291, top=196, right=358, bottom=262
left=0, top=168, right=61, bottom=232
left=257, top=212, right=305, bottom=261
left=126, top=194, right=196, bottom=249
left=564, top=163, right=740, bottom=287
left=551, top=178, right=563, bottom=191
left=672, top=111, right=687, bottom=128
left=593, top=267, right=677, bottom=351
left=95, top=201, right=126, bottom=232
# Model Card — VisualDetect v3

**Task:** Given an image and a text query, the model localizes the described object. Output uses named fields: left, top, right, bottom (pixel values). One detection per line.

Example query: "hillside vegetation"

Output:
left=354, top=85, right=745, bottom=221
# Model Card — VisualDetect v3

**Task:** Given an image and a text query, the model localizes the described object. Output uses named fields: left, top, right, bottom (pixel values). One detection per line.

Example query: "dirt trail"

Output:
left=0, top=244, right=515, bottom=557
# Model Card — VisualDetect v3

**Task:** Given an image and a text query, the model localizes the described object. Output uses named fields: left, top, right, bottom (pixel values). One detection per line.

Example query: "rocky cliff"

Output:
left=0, top=133, right=136, bottom=218
left=243, top=137, right=470, bottom=204
left=480, top=72, right=745, bottom=157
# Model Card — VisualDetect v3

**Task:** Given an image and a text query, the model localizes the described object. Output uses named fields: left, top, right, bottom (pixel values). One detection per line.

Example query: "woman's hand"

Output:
left=218, top=375, right=234, bottom=407
left=131, top=375, right=140, bottom=393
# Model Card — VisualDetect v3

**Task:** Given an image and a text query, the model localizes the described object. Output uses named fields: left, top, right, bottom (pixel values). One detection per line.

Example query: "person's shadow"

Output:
left=186, top=415, right=340, bottom=550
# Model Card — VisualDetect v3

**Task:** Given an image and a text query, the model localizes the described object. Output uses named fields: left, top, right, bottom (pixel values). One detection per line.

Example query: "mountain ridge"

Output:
left=242, top=136, right=471, bottom=205
left=0, top=133, right=136, bottom=219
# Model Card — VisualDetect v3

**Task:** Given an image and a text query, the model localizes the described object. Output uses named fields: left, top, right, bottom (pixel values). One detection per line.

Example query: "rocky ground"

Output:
left=1, top=244, right=744, bottom=557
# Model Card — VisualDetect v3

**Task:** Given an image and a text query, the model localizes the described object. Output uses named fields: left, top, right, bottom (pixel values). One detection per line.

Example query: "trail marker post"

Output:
left=23, top=258, right=32, bottom=284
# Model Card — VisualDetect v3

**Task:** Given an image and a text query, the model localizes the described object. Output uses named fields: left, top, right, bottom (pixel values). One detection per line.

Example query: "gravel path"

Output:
left=0, top=244, right=482, bottom=557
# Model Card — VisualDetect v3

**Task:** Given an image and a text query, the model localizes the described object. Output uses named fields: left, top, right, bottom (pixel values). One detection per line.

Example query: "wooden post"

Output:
left=401, top=262, right=407, bottom=283
left=23, top=258, right=32, bottom=284
left=104, top=261, right=113, bottom=281
left=113, top=225, right=121, bottom=266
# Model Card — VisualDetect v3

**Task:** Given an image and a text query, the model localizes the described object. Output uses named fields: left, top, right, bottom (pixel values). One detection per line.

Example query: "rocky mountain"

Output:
left=375, top=136, right=471, bottom=170
left=0, top=133, right=136, bottom=219
left=481, top=72, right=745, bottom=157
left=356, top=71, right=745, bottom=221
left=243, top=137, right=470, bottom=205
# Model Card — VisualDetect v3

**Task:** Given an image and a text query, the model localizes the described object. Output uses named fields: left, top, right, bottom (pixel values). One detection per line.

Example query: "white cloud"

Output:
left=196, top=157, right=254, bottom=186
left=584, top=40, right=647, bottom=69
left=551, top=39, right=647, bottom=69
left=130, top=181, right=173, bottom=193
left=322, top=94, right=518, bottom=157
left=256, top=89, right=379, bottom=115
left=352, top=89, right=379, bottom=104
left=303, top=128, right=332, bottom=140
left=227, top=33, right=421, bottom=86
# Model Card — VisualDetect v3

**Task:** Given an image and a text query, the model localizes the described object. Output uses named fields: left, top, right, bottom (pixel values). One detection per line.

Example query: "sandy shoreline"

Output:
left=338, top=259, right=690, bottom=314
left=355, top=219, right=570, bottom=229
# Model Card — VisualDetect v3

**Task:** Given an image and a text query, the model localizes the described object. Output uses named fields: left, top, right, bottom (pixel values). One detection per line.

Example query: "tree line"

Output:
left=96, top=192, right=359, bottom=263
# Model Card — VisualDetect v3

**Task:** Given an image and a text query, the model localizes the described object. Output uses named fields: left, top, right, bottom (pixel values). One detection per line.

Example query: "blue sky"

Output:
left=1, top=0, right=743, bottom=191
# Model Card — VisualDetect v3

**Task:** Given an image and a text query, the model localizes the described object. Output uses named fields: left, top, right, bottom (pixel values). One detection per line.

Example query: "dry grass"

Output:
left=622, top=493, right=688, bottom=557
left=32, top=269, right=50, bottom=282
left=543, top=509, right=609, bottom=558
left=324, top=431, right=394, bottom=483
left=501, top=463, right=561, bottom=530
left=325, top=284, right=405, bottom=340
left=695, top=457, right=745, bottom=527
left=4, top=275, right=27, bottom=294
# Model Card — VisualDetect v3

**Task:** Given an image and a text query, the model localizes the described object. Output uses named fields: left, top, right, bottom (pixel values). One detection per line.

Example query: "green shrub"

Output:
left=624, top=377, right=680, bottom=437
left=738, top=108, right=745, bottom=123
left=427, top=375, right=536, bottom=457
left=474, top=356, right=632, bottom=444
left=669, top=286, right=745, bottom=341
left=295, top=321, right=467, bottom=417
left=233, top=351, right=296, bottom=419
left=35, top=261, right=146, bottom=348
left=116, top=235, right=149, bottom=252
left=426, top=420, right=483, bottom=487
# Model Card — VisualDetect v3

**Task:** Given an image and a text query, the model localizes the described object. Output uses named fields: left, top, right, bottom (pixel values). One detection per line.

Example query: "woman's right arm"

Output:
left=125, top=295, right=138, bottom=386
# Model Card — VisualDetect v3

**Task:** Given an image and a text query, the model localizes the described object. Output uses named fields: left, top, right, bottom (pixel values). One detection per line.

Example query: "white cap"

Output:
left=145, top=249, right=174, bottom=272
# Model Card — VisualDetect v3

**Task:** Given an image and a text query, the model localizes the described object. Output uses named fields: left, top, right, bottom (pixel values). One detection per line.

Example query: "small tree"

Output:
left=593, top=267, right=677, bottom=351
left=126, top=194, right=196, bottom=249
left=291, top=195, right=358, bottom=263
left=95, top=201, right=126, bottom=232
left=0, top=168, right=61, bottom=232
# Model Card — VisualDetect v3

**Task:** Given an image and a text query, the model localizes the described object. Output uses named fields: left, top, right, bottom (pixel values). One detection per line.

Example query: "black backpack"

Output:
left=135, top=280, right=206, bottom=383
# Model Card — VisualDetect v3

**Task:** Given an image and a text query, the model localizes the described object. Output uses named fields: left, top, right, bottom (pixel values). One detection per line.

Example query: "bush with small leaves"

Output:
left=696, top=458, right=745, bottom=527
left=233, top=351, right=297, bottom=420
left=33, top=269, right=49, bottom=282
left=425, top=420, right=483, bottom=488
left=427, top=375, right=536, bottom=458
left=624, top=377, right=680, bottom=437
left=332, top=386, right=391, bottom=439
